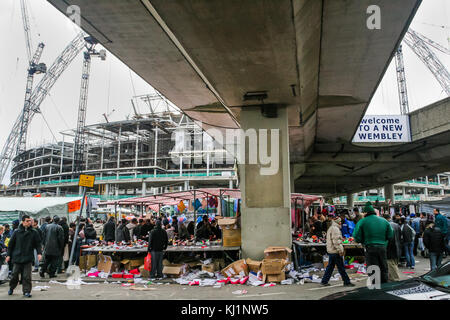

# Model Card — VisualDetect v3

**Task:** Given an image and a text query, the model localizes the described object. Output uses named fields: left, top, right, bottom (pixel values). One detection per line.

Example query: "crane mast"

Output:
left=0, top=33, right=85, bottom=183
left=72, top=36, right=106, bottom=175
left=394, top=45, right=410, bottom=115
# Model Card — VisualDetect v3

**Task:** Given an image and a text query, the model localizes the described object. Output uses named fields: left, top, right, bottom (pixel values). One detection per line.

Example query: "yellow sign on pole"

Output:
left=78, top=174, right=95, bottom=188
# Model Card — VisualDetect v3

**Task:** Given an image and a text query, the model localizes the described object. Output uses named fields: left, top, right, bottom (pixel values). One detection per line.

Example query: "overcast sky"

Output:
left=0, top=0, right=449, bottom=184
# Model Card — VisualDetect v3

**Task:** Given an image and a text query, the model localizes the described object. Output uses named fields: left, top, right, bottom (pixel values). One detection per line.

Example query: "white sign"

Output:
left=353, top=115, right=411, bottom=143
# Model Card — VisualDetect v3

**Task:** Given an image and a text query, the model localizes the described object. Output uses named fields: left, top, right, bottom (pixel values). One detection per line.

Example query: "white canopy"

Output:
left=0, top=197, right=83, bottom=224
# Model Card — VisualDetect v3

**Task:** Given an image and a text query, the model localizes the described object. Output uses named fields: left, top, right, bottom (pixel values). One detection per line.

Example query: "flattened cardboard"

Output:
left=221, top=259, right=248, bottom=278
left=97, top=254, right=113, bottom=273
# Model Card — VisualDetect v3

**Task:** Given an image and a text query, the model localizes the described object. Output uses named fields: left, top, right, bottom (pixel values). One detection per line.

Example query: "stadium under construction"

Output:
left=6, top=94, right=237, bottom=199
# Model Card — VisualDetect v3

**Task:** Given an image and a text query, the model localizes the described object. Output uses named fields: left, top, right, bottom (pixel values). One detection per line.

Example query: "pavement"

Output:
left=0, top=256, right=447, bottom=300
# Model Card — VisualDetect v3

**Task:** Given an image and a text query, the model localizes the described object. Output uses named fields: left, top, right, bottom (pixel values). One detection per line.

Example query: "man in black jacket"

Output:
left=148, top=220, right=168, bottom=279
left=139, top=219, right=153, bottom=241
left=115, top=219, right=130, bottom=243
left=84, top=219, right=97, bottom=245
left=383, top=214, right=401, bottom=281
left=32, top=219, right=43, bottom=272
left=423, top=224, right=446, bottom=270
left=102, top=217, right=116, bottom=242
left=40, top=216, right=64, bottom=278
left=57, top=217, right=70, bottom=274
left=6, top=215, right=42, bottom=297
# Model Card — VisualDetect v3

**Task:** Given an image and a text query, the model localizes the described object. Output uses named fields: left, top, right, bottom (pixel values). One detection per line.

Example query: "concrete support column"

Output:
left=56, top=187, right=61, bottom=196
left=105, top=184, right=110, bottom=196
left=142, top=182, right=147, bottom=196
left=229, top=179, right=233, bottom=189
left=79, top=186, right=83, bottom=195
left=384, top=184, right=395, bottom=205
left=239, top=106, right=291, bottom=260
left=346, top=193, right=354, bottom=209
left=424, top=187, right=428, bottom=198
left=184, top=180, right=189, bottom=191
left=363, top=191, right=367, bottom=197
left=115, top=185, right=119, bottom=197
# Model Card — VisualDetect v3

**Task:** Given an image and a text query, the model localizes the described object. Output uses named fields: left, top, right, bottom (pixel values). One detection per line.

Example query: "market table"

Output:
left=82, top=245, right=242, bottom=264
left=292, top=240, right=364, bottom=270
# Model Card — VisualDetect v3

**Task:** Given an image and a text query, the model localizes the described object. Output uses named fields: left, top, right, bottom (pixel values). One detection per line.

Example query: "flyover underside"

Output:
left=47, top=0, right=424, bottom=197
left=295, top=98, right=450, bottom=195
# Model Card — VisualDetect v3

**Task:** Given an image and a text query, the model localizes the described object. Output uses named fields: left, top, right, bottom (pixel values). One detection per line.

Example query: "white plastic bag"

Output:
left=0, top=264, right=9, bottom=281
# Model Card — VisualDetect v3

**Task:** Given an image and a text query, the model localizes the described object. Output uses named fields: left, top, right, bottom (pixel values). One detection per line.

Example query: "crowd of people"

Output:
left=0, top=212, right=226, bottom=296
left=315, top=202, right=449, bottom=287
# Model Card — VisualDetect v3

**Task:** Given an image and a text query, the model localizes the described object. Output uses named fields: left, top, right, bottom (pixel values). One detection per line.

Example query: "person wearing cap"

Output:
left=353, top=202, right=393, bottom=283
left=40, top=216, right=64, bottom=278
left=321, top=216, right=354, bottom=287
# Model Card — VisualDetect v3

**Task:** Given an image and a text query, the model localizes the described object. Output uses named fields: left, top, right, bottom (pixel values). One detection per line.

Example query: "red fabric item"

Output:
left=239, top=277, right=249, bottom=285
left=144, top=253, right=152, bottom=272
left=217, top=278, right=230, bottom=284
left=230, top=278, right=240, bottom=284
left=123, top=274, right=134, bottom=279
left=129, top=268, right=140, bottom=275
left=112, top=273, right=123, bottom=279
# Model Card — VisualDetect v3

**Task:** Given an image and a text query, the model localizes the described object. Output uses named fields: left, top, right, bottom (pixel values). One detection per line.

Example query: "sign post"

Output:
left=67, top=175, right=95, bottom=271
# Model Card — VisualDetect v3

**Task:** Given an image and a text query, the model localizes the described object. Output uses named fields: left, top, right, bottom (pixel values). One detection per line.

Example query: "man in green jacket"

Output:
left=353, top=202, right=393, bottom=284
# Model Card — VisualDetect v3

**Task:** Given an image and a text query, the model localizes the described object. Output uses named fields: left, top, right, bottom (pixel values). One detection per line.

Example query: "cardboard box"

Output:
left=163, top=264, right=187, bottom=278
left=214, top=258, right=225, bottom=271
left=139, top=265, right=150, bottom=278
left=187, top=261, right=202, bottom=268
left=218, top=218, right=238, bottom=230
left=78, top=255, right=87, bottom=271
left=163, top=259, right=171, bottom=266
left=264, top=246, right=292, bottom=261
left=97, top=254, right=113, bottom=274
left=81, top=254, right=97, bottom=270
left=121, top=258, right=145, bottom=270
left=261, top=259, right=286, bottom=275
left=246, top=258, right=262, bottom=273
left=263, top=272, right=286, bottom=283
left=222, top=228, right=241, bottom=247
left=202, top=263, right=216, bottom=273
left=129, top=258, right=145, bottom=268
left=221, top=259, right=248, bottom=278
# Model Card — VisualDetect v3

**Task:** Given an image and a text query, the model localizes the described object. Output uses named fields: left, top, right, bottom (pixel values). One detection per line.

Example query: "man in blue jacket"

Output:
left=433, top=209, right=448, bottom=254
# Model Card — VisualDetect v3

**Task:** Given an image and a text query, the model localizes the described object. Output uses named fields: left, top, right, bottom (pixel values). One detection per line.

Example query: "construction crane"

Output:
left=394, top=28, right=450, bottom=114
left=17, top=0, right=47, bottom=155
left=72, top=36, right=106, bottom=175
left=0, top=33, right=86, bottom=184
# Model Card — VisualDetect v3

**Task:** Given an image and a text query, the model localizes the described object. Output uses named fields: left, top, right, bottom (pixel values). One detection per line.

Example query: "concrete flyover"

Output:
left=48, top=0, right=425, bottom=258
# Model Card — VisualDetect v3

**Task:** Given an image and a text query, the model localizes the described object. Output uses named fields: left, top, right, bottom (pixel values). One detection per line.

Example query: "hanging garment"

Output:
left=177, top=201, right=186, bottom=213
left=194, top=199, right=202, bottom=210
left=202, top=199, right=207, bottom=209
